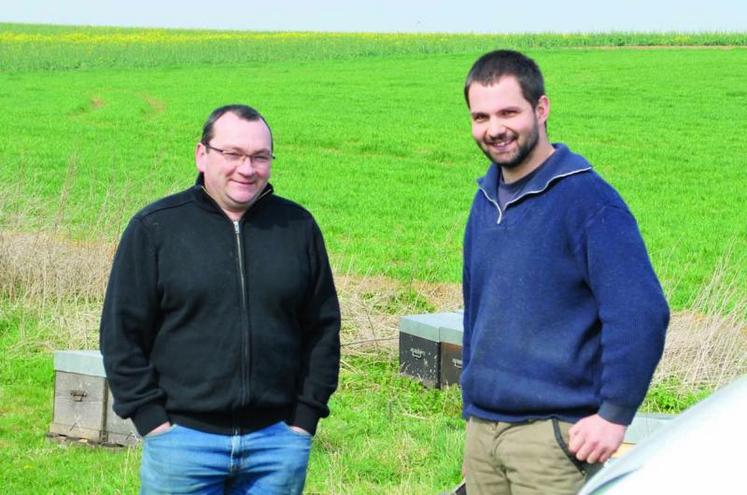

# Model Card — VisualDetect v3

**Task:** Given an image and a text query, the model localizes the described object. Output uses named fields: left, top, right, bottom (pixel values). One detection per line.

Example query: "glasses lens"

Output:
left=223, top=151, right=243, bottom=163
left=252, top=155, right=272, bottom=165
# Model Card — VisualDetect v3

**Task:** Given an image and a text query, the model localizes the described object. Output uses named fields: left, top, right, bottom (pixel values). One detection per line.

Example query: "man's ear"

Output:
left=536, top=95, right=550, bottom=125
left=195, top=142, right=207, bottom=173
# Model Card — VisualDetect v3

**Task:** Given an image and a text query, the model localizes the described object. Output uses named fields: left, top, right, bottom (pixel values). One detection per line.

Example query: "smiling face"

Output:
left=195, top=112, right=273, bottom=220
left=468, top=76, right=552, bottom=181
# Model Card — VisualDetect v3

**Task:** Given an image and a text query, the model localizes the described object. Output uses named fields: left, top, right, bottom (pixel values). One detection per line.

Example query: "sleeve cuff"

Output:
left=288, top=402, right=322, bottom=436
left=131, top=403, right=170, bottom=437
left=598, top=401, right=637, bottom=425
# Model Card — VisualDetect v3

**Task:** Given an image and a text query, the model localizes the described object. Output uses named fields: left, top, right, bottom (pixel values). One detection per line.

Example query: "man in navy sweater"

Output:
left=460, top=50, right=669, bottom=494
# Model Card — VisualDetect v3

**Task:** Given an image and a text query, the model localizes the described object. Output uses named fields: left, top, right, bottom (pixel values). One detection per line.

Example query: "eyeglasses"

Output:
left=204, top=144, right=275, bottom=166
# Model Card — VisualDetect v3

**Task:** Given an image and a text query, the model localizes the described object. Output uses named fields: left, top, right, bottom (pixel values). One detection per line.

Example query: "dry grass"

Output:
left=335, top=271, right=461, bottom=351
left=0, top=229, right=463, bottom=353
left=0, top=232, right=114, bottom=304
left=1, top=228, right=744, bottom=396
left=651, top=254, right=747, bottom=392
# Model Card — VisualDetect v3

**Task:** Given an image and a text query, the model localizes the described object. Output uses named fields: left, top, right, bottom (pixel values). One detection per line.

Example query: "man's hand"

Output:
left=289, top=425, right=311, bottom=436
left=568, top=414, right=626, bottom=464
left=146, top=421, right=172, bottom=437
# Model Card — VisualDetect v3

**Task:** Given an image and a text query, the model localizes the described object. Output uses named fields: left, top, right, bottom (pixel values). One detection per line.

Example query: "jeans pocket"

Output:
left=551, top=418, right=587, bottom=475
left=281, top=421, right=313, bottom=439
left=144, top=423, right=179, bottom=439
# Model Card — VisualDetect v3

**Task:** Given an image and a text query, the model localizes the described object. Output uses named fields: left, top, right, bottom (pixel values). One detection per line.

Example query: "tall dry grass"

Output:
left=2, top=224, right=744, bottom=391
left=1, top=177, right=744, bottom=396
left=0, top=166, right=465, bottom=353
left=0, top=163, right=117, bottom=351
left=0, top=226, right=462, bottom=353
left=650, top=250, right=747, bottom=394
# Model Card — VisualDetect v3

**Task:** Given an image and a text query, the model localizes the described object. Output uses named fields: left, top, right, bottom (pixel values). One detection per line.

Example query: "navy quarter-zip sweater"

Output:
left=461, top=144, right=669, bottom=426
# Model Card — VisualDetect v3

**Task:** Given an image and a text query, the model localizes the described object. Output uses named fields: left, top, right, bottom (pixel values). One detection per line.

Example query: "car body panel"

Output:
left=580, top=374, right=747, bottom=494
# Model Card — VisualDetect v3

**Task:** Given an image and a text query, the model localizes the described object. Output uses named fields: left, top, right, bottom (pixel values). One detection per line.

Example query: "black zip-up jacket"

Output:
left=100, top=180, right=341, bottom=437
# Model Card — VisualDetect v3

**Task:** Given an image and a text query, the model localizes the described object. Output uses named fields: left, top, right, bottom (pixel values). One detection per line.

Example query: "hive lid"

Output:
left=438, top=314, right=464, bottom=345
left=400, top=311, right=463, bottom=341
left=54, top=350, right=106, bottom=377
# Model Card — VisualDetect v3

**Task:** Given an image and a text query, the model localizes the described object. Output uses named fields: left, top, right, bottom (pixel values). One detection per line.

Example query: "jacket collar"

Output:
left=192, top=173, right=274, bottom=218
left=477, top=143, right=592, bottom=205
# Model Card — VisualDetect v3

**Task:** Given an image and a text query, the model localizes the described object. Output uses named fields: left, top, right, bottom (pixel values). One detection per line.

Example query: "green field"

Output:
left=1, top=25, right=746, bottom=306
left=1, top=24, right=746, bottom=493
left=0, top=306, right=464, bottom=493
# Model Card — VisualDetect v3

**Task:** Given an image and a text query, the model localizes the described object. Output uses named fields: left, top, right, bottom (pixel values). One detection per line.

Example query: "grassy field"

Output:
left=1, top=24, right=744, bottom=72
left=1, top=24, right=746, bottom=493
left=1, top=25, right=746, bottom=306
left=0, top=304, right=464, bottom=494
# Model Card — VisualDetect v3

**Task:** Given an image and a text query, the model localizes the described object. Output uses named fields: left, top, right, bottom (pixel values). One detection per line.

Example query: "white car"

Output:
left=580, top=374, right=747, bottom=494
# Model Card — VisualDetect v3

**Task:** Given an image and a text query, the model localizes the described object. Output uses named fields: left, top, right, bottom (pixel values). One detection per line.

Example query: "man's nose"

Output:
left=487, top=118, right=507, bottom=138
left=236, top=159, right=256, bottom=175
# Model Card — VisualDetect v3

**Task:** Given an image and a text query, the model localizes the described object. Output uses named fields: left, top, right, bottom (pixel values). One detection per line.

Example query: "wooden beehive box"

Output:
left=399, top=311, right=463, bottom=389
left=438, top=319, right=464, bottom=388
left=399, top=313, right=442, bottom=388
left=49, top=350, right=139, bottom=446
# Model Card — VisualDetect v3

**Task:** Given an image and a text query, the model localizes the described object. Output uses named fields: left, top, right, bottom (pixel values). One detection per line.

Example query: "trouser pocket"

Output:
left=551, top=418, right=588, bottom=475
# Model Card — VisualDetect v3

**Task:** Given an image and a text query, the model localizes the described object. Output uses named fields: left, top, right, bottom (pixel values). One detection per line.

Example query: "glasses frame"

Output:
left=203, top=143, right=275, bottom=166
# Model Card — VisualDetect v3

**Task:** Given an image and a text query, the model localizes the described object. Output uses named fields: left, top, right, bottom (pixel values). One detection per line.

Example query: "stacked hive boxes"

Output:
left=399, top=311, right=464, bottom=389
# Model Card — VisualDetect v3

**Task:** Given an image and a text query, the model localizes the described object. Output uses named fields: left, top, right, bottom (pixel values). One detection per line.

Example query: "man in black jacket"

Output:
left=100, top=104, right=341, bottom=494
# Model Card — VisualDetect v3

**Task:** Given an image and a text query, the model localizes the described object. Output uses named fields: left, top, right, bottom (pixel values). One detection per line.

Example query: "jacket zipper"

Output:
left=479, top=167, right=592, bottom=225
left=234, top=220, right=250, bottom=412
left=478, top=186, right=504, bottom=224
left=200, top=184, right=271, bottom=433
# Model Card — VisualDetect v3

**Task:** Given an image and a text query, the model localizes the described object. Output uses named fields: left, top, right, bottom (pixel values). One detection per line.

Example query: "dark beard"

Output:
left=479, top=120, right=539, bottom=169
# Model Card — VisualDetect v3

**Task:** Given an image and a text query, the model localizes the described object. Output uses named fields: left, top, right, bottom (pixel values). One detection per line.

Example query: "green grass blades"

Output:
left=0, top=304, right=139, bottom=494
left=306, top=354, right=464, bottom=493
left=0, top=311, right=462, bottom=494
left=1, top=24, right=745, bottom=72
left=1, top=42, right=746, bottom=307
left=1, top=25, right=746, bottom=494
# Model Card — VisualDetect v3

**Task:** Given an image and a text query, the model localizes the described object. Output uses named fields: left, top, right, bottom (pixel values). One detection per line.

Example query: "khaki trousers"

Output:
left=464, top=417, right=592, bottom=495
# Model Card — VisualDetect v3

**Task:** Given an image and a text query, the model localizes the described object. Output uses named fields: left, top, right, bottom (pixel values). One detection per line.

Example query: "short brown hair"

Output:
left=464, top=50, right=545, bottom=109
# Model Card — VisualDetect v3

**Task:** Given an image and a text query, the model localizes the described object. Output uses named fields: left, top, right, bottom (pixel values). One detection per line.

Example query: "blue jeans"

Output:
left=140, top=421, right=312, bottom=495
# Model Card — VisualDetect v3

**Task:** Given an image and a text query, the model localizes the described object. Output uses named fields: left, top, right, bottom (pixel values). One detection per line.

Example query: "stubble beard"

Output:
left=479, top=120, right=540, bottom=170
